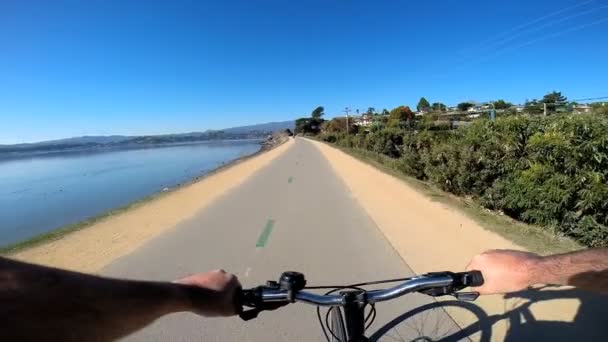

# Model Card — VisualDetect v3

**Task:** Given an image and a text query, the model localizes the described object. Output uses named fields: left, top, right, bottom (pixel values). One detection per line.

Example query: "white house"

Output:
left=573, top=104, right=592, bottom=114
left=354, top=114, right=374, bottom=127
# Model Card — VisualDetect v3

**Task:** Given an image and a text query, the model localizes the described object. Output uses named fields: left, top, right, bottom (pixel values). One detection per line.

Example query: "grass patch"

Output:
left=314, top=139, right=582, bottom=255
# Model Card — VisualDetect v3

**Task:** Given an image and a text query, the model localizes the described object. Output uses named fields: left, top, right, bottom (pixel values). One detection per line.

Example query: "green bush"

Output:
left=324, top=113, right=608, bottom=247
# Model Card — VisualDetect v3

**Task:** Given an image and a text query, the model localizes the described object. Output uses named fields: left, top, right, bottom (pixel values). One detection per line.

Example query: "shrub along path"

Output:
left=319, top=113, right=608, bottom=247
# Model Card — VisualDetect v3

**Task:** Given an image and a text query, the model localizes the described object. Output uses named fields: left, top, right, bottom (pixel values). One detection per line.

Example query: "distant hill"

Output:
left=3, top=135, right=132, bottom=149
left=0, top=121, right=295, bottom=156
left=122, top=120, right=294, bottom=145
left=45, top=135, right=132, bottom=145
left=221, top=120, right=294, bottom=134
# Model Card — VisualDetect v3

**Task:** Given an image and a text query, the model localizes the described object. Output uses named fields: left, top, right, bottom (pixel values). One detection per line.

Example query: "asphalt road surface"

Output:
left=104, top=138, right=464, bottom=341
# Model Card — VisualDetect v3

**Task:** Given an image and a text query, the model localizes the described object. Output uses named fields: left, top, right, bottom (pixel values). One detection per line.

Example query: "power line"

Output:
left=426, top=2, right=608, bottom=82
left=460, top=16, right=608, bottom=69
left=470, top=0, right=595, bottom=45
left=443, top=1, right=605, bottom=77
left=441, top=96, right=608, bottom=110
left=468, top=0, right=596, bottom=49
left=479, top=4, right=608, bottom=52
left=495, top=16, right=608, bottom=54
left=571, top=96, right=608, bottom=102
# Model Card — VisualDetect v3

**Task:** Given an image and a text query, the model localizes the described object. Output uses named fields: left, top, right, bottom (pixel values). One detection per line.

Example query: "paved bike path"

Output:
left=104, top=138, right=460, bottom=341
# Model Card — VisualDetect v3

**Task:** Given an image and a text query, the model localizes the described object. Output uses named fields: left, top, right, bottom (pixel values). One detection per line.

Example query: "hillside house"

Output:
left=355, top=114, right=374, bottom=127
left=573, top=104, right=592, bottom=114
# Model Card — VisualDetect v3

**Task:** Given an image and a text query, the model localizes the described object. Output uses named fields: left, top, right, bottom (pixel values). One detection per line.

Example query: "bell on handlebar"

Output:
left=279, top=271, right=306, bottom=302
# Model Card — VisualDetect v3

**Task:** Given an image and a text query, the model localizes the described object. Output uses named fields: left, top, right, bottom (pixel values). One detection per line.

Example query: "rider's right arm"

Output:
left=466, top=248, right=608, bottom=295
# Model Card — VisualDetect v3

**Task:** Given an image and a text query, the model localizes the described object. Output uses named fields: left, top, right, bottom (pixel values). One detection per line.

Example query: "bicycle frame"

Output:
left=340, top=290, right=368, bottom=341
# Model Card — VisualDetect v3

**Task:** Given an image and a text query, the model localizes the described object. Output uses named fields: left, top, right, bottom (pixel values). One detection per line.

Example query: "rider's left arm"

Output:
left=0, top=257, right=240, bottom=341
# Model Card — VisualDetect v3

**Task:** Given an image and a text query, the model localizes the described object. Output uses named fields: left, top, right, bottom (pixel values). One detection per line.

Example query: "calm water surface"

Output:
left=0, top=140, right=261, bottom=246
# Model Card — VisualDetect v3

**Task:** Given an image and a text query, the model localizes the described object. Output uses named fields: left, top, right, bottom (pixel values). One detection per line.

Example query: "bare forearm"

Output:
left=0, top=258, right=216, bottom=341
left=467, top=248, right=608, bottom=295
left=531, top=248, right=608, bottom=294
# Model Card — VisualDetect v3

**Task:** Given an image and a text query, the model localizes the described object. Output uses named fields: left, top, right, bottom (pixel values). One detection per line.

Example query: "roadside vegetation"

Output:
left=298, top=93, right=608, bottom=248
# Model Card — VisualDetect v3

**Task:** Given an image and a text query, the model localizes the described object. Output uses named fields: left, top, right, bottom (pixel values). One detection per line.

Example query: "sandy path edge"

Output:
left=309, top=139, right=584, bottom=341
left=11, top=139, right=295, bottom=273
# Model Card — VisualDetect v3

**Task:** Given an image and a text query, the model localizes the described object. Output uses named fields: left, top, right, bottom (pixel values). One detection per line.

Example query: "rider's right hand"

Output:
left=466, top=249, right=542, bottom=295
left=175, top=269, right=242, bottom=317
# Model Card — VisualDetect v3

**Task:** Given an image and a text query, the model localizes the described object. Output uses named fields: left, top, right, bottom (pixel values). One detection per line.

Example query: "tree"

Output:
left=493, top=99, right=513, bottom=109
left=417, top=97, right=431, bottom=112
left=541, top=91, right=567, bottom=113
left=322, top=117, right=358, bottom=134
left=295, top=106, right=326, bottom=134
left=388, top=106, right=414, bottom=128
left=294, top=118, right=310, bottom=134
left=366, top=107, right=376, bottom=115
left=592, top=103, right=608, bottom=116
left=542, top=91, right=567, bottom=104
left=431, top=102, right=447, bottom=111
left=377, top=115, right=389, bottom=124
left=381, top=109, right=390, bottom=116
left=457, top=102, right=475, bottom=112
left=524, top=99, right=543, bottom=114
left=311, top=106, right=325, bottom=118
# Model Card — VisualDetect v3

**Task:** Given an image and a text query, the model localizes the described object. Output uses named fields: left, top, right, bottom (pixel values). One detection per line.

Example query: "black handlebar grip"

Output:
left=240, top=288, right=259, bottom=307
left=468, top=271, right=484, bottom=287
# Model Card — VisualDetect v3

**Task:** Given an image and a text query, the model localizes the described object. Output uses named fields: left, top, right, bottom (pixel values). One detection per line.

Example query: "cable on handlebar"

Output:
left=304, top=277, right=413, bottom=290
left=325, top=307, right=345, bottom=342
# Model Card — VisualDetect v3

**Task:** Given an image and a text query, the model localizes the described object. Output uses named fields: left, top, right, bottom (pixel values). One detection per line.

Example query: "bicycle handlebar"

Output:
left=239, top=271, right=484, bottom=320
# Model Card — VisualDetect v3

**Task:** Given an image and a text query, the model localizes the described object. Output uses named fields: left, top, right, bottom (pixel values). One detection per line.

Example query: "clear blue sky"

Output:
left=1, top=0, right=607, bottom=144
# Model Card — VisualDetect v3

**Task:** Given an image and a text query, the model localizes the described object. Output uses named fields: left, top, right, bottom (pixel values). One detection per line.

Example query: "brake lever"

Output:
left=239, top=300, right=289, bottom=321
left=452, top=292, right=480, bottom=301
left=420, top=287, right=451, bottom=297
left=239, top=284, right=290, bottom=321
left=239, top=308, right=262, bottom=321
left=420, top=287, right=480, bottom=301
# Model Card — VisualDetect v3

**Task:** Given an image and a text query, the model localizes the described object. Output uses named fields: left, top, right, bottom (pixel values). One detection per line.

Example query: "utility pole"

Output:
left=344, top=107, right=351, bottom=135
left=489, top=102, right=496, bottom=121
left=543, top=103, right=548, bottom=116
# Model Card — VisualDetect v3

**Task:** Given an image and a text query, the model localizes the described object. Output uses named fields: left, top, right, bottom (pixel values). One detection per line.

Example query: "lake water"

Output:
left=0, top=140, right=261, bottom=246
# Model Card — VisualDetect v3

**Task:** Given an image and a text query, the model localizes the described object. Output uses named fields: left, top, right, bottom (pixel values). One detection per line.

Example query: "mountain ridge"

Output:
left=1, top=120, right=295, bottom=151
left=0, top=120, right=295, bottom=154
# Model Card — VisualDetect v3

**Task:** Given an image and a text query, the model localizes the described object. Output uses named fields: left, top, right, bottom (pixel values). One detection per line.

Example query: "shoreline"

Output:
left=0, top=138, right=265, bottom=162
left=5, top=137, right=293, bottom=271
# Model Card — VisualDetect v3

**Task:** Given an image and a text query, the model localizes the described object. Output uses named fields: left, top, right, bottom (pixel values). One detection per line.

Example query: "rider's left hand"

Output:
left=176, top=269, right=241, bottom=317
